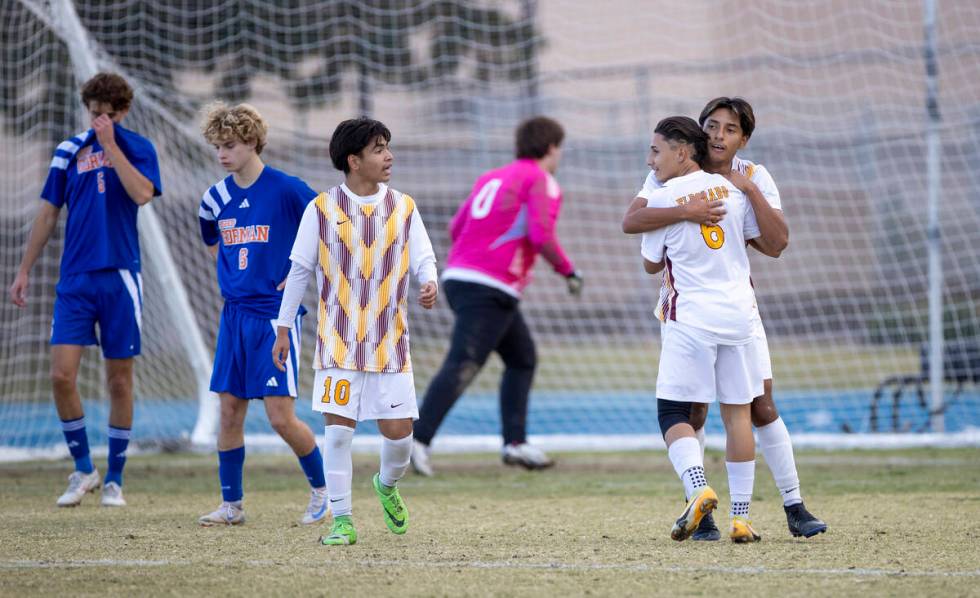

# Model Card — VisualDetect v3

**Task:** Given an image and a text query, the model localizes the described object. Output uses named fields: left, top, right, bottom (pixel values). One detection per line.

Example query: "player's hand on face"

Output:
left=9, top=272, right=28, bottom=307
left=271, top=330, right=291, bottom=372
left=684, top=199, right=726, bottom=226
left=418, top=281, right=438, bottom=309
left=92, top=114, right=116, bottom=147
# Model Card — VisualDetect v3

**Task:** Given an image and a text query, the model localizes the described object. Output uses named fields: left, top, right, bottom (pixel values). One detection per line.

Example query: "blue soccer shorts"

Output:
left=51, top=269, right=142, bottom=359
left=210, top=302, right=302, bottom=400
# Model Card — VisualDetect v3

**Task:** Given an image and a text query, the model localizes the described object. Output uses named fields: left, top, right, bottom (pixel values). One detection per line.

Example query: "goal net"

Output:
left=3, top=0, right=979, bottom=459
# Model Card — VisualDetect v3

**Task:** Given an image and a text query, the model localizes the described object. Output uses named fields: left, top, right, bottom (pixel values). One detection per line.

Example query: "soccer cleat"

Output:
left=100, top=482, right=127, bottom=507
left=372, top=473, right=409, bottom=534
left=300, top=488, right=329, bottom=525
left=670, top=486, right=718, bottom=541
left=320, top=515, right=357, bottom=545
left=56, top=469, right=101, bottom=507
left=730, top=516, right=762, bottom=543
left=501, top=442, right=554, bottom=470
left=198, top=502, right=245, bottom=526
left=785, top=502, right=828, bottom=538
left=410, top=439, right=434, bottom=477
left=691, top=510, right=721, bottom=541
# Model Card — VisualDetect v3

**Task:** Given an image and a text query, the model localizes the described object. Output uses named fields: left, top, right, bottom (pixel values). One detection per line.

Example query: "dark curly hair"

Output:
left=329, top=117, right=391, bottom=173
left=80, top=73, right=133, bottom=112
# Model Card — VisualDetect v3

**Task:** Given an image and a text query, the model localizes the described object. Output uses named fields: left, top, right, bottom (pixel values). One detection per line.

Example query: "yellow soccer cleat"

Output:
left=730, top=516, right=762, bottom=543
left=671, top=486, right=718, bottom=541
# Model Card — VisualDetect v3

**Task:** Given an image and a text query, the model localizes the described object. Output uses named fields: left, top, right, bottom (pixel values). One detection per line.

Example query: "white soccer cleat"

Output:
left=502, top=442, right=554, bottom=470
left=100, top=482, right=127, bottom=507
left=56, top=469, right=101, bottom=507
left=301, top=488, right=329, bottom=525
left=198, top=502, right=245, bottom=526
left=410, top=439, right=434, bottom=477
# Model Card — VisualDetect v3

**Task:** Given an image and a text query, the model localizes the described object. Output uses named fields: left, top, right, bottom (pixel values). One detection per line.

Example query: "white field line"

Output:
left=1, top=558, right=978, bottom=578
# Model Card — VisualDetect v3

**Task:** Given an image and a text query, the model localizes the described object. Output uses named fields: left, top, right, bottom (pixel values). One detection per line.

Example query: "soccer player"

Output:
left=272, top=117, right=438, bottom=546
left=410, top=116, right=582, bottom=476
left=8, top=72, right=161, bottom=507
left=638, top=116, right=786, bottom=543
left=196, top=102, right=327, bottom=527
left=623, top=97, right=827, bottom=540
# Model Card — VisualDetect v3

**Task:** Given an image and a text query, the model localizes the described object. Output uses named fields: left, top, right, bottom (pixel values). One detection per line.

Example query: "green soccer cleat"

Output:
left=372, top=473, right=409, bottom=534
left=320, top=515, right=357, bottom=546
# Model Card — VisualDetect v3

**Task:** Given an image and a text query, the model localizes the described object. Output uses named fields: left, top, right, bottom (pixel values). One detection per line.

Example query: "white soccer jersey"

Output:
left=637, top=156, right=781, bottom=210
left=639, top=170, right=760, bottom=344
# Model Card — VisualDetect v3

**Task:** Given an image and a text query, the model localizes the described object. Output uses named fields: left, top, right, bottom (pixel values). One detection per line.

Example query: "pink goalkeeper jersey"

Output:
left=443, top=159, right=575, bottom=297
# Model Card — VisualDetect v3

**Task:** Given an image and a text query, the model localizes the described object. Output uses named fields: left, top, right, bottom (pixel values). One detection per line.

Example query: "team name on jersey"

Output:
left=674, top=185, right=730, bottom=206
left=218, top=218, right=270, bottom=246
left=76, top=146, right=113, bottom=173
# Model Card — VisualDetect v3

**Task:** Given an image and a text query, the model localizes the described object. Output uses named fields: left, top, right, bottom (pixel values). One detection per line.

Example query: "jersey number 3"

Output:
left=700, top=224, right=725, bottom=249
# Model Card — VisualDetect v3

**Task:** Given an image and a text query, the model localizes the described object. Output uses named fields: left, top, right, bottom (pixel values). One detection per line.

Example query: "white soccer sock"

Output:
left=379, top=434, right=413, bottom=488
left=726, top=460, right=755, bottom=518
left=324, top=425, right=354, bottom=517
left=668, top=436, right=706, bottom=499
left=756, top=417, right=803, bottom=506
left=694, top=427, right=706, bottom=461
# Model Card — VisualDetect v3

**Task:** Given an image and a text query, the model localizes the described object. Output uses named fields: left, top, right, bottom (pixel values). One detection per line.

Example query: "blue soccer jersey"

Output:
left=199, top=166, right=317, bottom=317
left=41, top=124, right=163, bottom=276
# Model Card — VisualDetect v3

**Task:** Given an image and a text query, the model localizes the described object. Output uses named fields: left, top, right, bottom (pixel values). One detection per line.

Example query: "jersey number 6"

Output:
left=700, top=223, right=725, bottom=249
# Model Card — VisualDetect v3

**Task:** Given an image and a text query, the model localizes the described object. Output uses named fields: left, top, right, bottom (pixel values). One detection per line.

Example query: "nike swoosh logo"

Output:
left=385, top=506, right=405, bottom=527
left=336, top=220, right=349, bottom=225
left=330, top=498, right=343, bottom=503
left=390, top=403, right=403, bottom=409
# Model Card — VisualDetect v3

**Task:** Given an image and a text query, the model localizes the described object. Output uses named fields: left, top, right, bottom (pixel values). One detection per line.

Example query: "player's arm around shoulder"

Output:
left=622, top=189, right=725, bottom=234
left=724, top=170, right=788, bottom=257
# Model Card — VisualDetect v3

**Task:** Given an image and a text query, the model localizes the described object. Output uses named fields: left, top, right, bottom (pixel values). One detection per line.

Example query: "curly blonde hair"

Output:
left=201, top=102, right=268, bottom=155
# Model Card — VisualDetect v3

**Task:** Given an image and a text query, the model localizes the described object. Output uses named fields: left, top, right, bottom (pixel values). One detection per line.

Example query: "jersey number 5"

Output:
left=470, top=178, right=503, bottom=219
left=321, top=376, right=351, bottom=405
left=700, top=224, right=725, bottom=249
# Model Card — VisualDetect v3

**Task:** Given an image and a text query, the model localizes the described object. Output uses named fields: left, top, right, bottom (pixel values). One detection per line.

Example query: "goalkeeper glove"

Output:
left=566, top=270, right=584, bottom=296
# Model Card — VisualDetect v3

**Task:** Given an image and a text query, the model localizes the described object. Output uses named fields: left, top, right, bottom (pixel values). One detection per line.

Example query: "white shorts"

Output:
left=656, top=322, right=764, bottom=405
left=751, top=318, right=773, bottom=381
left=312, top=368, right=418, bottom=421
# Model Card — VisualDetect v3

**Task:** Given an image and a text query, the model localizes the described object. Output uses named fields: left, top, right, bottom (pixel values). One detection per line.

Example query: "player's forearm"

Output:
left=643, top=258, right=665, bottom=274
left=18, top=203, right=60, bottom=275
left=537, top=239, right=575, bottom=276
left=103, top=142, right=155, bottom=205
left=408, top=214, right=439, bottom=284
left=275, top=260, right=312, bottom=328
left=745, top=186, right=788, bottom=254
left=622, top=205, right=689, bottom=234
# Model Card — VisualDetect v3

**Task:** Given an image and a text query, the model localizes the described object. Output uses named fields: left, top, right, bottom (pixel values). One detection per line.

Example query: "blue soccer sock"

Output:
left=60, top=416, right=94, bottom=474
left=105, top=426, right=131, bottom=486
left=297, top=445, right=326, bottom=489
left=218, top=446, right=245, bottom=503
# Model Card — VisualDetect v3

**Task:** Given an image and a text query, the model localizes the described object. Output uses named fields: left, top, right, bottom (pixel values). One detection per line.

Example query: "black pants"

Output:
left=414, top=280, right=536, bottom=446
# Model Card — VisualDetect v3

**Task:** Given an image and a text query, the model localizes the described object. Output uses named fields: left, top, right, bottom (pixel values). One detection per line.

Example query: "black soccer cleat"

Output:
left=691, top=510, right=721, bottom=541
left=784, top=502, right=828, bottom=538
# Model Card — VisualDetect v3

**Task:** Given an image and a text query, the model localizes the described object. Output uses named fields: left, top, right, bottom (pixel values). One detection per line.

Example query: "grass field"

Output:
left=1, top=448, right=978, bottom=597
